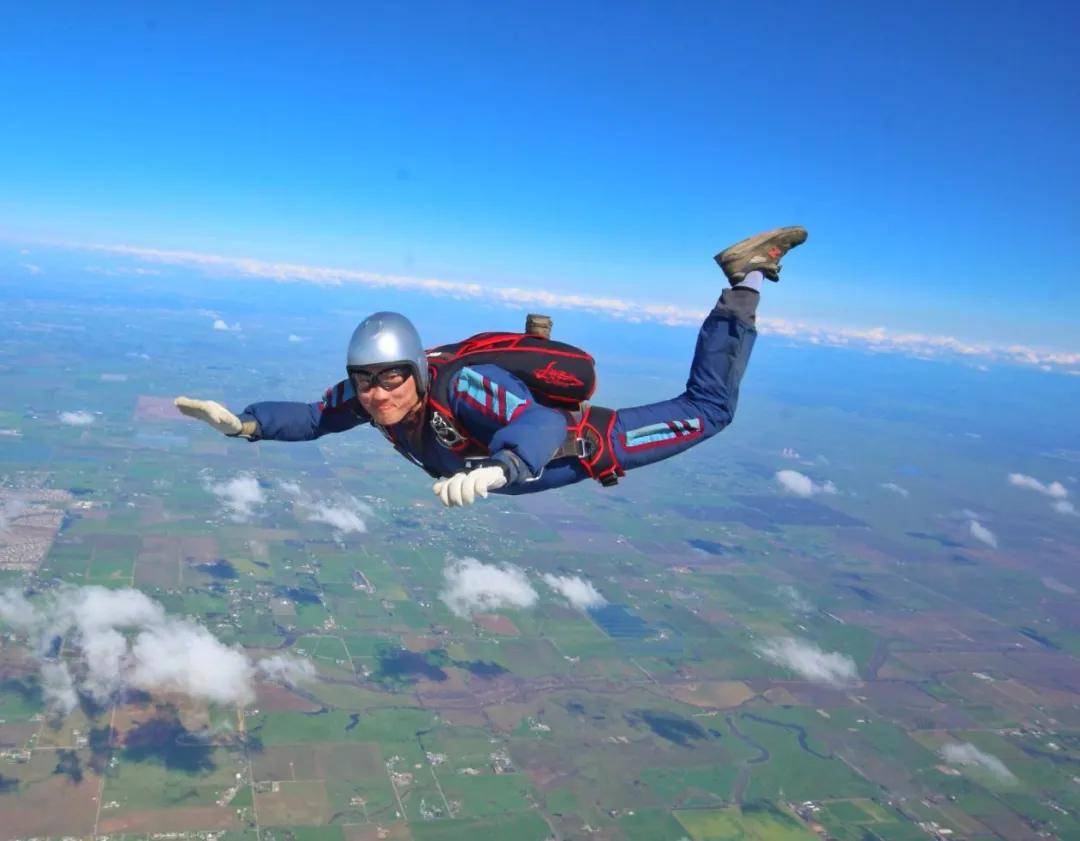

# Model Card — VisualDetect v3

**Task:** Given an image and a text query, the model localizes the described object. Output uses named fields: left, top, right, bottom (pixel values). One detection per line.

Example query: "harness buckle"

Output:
left=430, top=412, right=466, bottom=449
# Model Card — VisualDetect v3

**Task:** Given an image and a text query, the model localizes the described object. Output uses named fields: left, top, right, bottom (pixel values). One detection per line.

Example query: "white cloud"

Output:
left=288, top=334, right=304, bottom=343
left=1041, top=576, right=1076, bottom=595
left=440, top=558, right=538, bottom=619
left=940, top=742, right=1017, bottom=785
left=21, top=263, right=42, bottom=274
left=542, top=573, right=607, bottom=610
left=257, top=654, right=317, bottom=687
left=757, top=637, right=858, bottom=686
left=777, top=585, right=813, bottom=614
left=207, top=474, right=265, bottom=521
left=1008, top=473, right=1068, bottom=499
left=880, top=482, right=909, bottom=498
left=1052, top=500, right=1076, bottom=515
left=0, top=585, right=298, bottom=714
left=40, top=661, right=78, bottom=714
left=212, top=318, right=241, bottom=332
left=73, top=241, right=1080, bottom=373
left=969, top=519, right=998, bottom=549
left=129, top=619, right=256, bottom=706
left=0, top=582, right=39, bottom=624
left=100, top=373, right=128, bottom=382
left=775, top=469, right=837, bottom=498
left=58, top=410, right=95, bottom=426
left=280, top=481, right=372, bottom=534
left=306, top=500, right=369, bottom=533
left=84, top=265, right=161, bottom=277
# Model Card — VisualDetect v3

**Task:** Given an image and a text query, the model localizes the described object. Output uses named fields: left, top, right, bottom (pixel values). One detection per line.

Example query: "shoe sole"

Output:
left=712, top=223, right=807, bottom=266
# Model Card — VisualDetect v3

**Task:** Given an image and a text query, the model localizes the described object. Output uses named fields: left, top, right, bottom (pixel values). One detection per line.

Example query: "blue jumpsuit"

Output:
left=239, top=287, right=757, bottom=494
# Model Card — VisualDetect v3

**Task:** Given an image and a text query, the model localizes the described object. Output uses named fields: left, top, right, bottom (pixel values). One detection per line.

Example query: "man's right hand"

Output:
left=174, top=396, right=246, bottom=436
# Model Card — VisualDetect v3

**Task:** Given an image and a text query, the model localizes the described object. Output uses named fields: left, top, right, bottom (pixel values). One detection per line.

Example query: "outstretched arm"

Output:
left=434, top=364, right=567, bottom=505
left=176, top=379, right=370, bottom=442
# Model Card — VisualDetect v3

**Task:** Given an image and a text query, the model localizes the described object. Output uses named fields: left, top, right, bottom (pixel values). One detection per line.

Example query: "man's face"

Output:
left=355, top=367, right=423, bottom=427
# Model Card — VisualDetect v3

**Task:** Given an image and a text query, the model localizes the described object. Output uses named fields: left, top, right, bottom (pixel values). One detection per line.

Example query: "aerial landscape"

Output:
left=1, top=259, right=1078, bottom=840
left=2, top=3, right=1079, bottom=840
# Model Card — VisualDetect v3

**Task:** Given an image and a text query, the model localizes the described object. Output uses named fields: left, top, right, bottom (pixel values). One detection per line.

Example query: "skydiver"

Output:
left=175, top=226, right=807, bottom=507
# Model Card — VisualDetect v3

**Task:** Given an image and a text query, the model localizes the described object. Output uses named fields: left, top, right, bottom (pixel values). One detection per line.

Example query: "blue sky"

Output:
left=2, top=1, right=1078, bottom=349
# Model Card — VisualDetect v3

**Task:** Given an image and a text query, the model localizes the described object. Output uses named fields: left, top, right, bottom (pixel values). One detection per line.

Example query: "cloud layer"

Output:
left=969, top=519, right=998, bottom=549
left=1008, top=473, right=1068, bottom=498
left=0, top=586, right=314, bottom=715
left=207, top=474, right=265, bottom=521
left=757, top=636, right=858, bottom=686
left=280, top=481, right=372, bottom=534
left=257, top=654, right=318, bottom=687
left=777, top=584, right=813, bottom=615
left=1009, top=472, right=1075, bottom=515
left=78, top=242, right=1080, bottom=374
left=58, top=410, right=95, bottom=426
left=440, top=558, right=538, bottom=619
left=940, top=742, right=1017, bottom=784
left=542, top=573, right=607, bottom=610
left=775, top=469, right=837, bottom=498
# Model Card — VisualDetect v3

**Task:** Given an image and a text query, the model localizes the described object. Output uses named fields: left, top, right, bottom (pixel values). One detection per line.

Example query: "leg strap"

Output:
left=557, top=404, right=624, bottom=487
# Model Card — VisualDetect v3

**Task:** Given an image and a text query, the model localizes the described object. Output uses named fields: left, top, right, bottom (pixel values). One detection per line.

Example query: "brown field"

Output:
left=750, top=680, right=853, bottom=710
left=696, top=608, right=742, bottom=627
left=344, top=822, right=414, bottom=841
left=110, top=704, right=162, bottom=737
left=0, top=771, right=99, bottom=840
left=134, top=555, right=180, bottom=588
left=762, top=686, right=800, bottom=706
left=840, top=611, right=978, bottom=645
left=992, top=677, right=1080, bottom=709
left=0, top=749, right=108, bottom=838
left=255, top=779, right=331, bottom=825
left=0, top=720, right=37, bottom=749
left=257, top=681, right=327, bottom=712
left=484, top=700, right=542, bottom=732
left=98, top=805, right=240, bottom=834
left=251, top=743, right=384, bottom=783
left=136, top=534, right=221, bottom=588
left=474, top=613, right=520, bottom=635
left=35, top=708, right=101, bottom=749
left=431, top=707, right=490, bottom=728
left=134, top=395, right=184, bottom=421
left=404, top=634, right=443, bottom=652
left=665, top=680, right=756, bottom=709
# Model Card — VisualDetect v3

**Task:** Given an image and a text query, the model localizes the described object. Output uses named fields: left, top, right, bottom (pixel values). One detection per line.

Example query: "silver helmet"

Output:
left=345, top=311, right=429, bottom=394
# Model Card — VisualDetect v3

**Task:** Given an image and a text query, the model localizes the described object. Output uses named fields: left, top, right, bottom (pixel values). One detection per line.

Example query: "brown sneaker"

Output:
left=714, top=226, right=808, bottom=285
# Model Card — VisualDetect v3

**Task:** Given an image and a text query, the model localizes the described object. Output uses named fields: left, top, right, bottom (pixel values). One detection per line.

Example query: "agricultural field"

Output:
left=1, top=270, right=1079, bottom=839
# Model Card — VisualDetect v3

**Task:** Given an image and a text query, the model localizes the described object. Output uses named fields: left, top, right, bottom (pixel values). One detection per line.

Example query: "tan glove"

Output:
left=174, top=396, right=255, bottom=438
left=433, top=465, right=508, bottom=507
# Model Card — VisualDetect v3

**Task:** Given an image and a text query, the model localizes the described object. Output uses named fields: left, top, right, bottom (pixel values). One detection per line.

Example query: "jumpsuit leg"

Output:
left=610, top=286, right=758, bottom=473
left=497, top=286, right=759, bottom=493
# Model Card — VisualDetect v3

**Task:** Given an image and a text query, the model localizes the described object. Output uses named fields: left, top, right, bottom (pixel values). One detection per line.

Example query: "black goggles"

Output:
left=348, top=365, right=413, bottom=393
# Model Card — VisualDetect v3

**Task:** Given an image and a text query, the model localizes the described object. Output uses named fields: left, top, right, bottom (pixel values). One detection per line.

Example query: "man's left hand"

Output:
left=433, top=463, right=508, bottom=507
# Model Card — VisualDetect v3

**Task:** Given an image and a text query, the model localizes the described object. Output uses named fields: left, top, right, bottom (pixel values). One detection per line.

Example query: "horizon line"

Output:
left=11, top=236, right=1080, bottom=375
